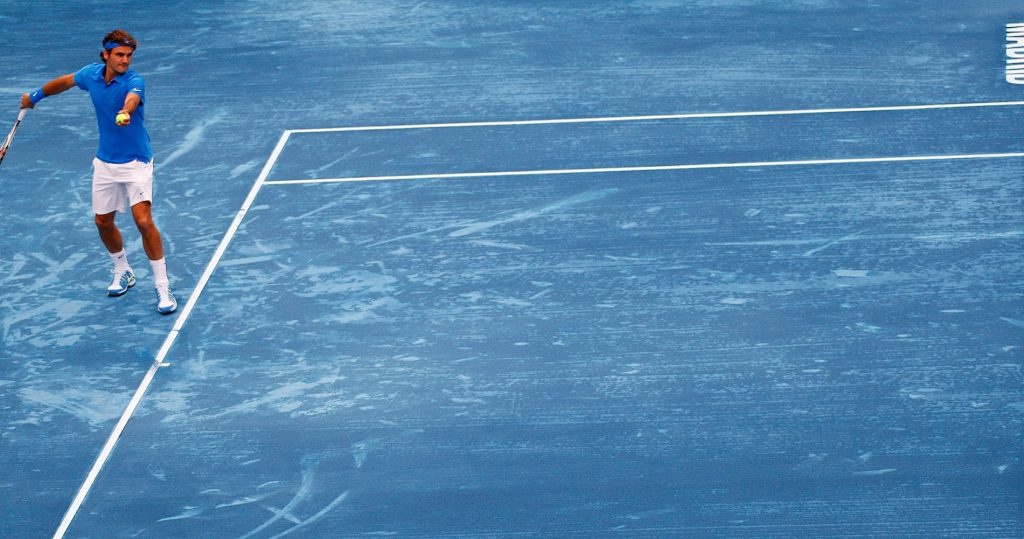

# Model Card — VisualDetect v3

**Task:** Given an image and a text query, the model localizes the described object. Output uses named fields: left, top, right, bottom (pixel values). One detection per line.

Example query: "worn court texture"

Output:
left=1, top=2, right=1022, bottom=538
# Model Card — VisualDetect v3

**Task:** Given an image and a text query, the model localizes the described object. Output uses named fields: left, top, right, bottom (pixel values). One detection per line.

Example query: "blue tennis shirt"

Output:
left=74, top=63, right=152, bottom=164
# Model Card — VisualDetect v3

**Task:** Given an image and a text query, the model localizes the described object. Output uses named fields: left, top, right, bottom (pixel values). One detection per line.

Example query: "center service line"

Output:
left=52, top=130, right=294, bottom=539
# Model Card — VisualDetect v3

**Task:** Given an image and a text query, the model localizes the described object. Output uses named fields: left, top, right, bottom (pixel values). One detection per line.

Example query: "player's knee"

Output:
left=131, top=203, right=156, bottom=231
left=134, top=216, right=161, bottom=238
left=94, top=213, right=116, bottom=230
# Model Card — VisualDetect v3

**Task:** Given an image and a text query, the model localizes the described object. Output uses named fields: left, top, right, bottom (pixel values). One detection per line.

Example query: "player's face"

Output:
left=104, top=46, right=134, bottom=74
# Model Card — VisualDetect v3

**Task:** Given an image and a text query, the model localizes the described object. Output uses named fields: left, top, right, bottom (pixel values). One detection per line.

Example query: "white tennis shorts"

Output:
left=92, top=158, right=154, bottom=214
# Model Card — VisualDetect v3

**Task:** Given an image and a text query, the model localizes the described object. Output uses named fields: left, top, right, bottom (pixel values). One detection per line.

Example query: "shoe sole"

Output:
left=108, top=278, right=136, bottom=297
left=158, top=304, right=177, bottom=315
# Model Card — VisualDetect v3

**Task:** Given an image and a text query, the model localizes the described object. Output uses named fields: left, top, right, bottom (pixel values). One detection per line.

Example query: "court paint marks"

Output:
left=90, top=155, right=1020, bottom=536
left=52, top=101, right=1024, bottom=537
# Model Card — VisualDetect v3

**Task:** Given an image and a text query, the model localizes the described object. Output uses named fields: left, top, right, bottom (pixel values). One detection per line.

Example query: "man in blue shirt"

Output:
left=21, top=29, right=177, bottom=314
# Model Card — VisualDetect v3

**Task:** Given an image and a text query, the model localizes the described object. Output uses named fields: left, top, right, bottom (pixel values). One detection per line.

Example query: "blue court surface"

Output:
left=2, top=2, right=1022, bottom=538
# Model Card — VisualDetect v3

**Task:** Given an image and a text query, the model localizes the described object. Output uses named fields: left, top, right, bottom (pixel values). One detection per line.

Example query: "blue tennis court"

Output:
left=2, top=2, right=1022, bottom=538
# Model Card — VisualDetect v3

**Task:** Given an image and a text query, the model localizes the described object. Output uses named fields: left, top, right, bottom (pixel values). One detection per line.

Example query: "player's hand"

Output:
left=20, top=94, right=34, bottom=109
left=115, top=110, right=131, bottom=127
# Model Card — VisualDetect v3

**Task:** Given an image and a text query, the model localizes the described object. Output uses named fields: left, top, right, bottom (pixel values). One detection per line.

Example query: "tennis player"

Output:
left=21, top=29, right=176, bottom=314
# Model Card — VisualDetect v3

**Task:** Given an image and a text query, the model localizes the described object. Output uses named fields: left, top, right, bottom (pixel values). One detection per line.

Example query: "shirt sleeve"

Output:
left=125, top=72, right=145, bottom=103
left=73, top=63, right=100, bottom=90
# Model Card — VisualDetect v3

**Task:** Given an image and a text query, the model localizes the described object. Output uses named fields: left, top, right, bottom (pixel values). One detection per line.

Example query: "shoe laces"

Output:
left=156, top=283, right=173, bottom=301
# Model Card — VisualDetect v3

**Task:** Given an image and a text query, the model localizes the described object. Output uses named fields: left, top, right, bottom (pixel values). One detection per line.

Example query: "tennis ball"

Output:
left=115, top=112, right=130, bottom=125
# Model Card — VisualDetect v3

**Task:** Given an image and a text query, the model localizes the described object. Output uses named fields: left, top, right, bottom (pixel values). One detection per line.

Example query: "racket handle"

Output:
left=0, top=109, right=28, bottom=167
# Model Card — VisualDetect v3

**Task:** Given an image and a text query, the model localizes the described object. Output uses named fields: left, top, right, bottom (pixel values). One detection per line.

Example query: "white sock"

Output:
left=150, top=257, right=170, bottom=286
left=109, top=249, right=131, bottom=271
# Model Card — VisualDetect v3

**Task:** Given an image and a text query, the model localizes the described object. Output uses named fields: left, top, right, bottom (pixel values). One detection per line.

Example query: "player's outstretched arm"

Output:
left=21, top=73, right=76, bottom=109
left=115, top=92, right=141, bottom=126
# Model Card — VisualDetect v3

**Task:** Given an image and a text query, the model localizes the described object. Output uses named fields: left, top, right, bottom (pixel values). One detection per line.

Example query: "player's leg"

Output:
left=92, top=158, right=134, bottom=296
left=130, top=201, right=163, bottom=261
left=126, top=160, right=176, bottom=314
left=95, top=211, right=124, bottom=253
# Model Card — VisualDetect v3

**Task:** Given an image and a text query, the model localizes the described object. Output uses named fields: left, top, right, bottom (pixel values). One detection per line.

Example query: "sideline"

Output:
left=264, top=152, right=1024, bottom=186
left=287, top=100, right=1024, bottom=134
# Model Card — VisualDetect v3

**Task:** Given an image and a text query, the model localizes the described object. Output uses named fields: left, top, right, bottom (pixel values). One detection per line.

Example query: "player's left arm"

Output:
left=115, top=92, right=141, bottom=127
left=121, top=92, right=141, bottom=115
left=115, top=76, right=144, bottom=126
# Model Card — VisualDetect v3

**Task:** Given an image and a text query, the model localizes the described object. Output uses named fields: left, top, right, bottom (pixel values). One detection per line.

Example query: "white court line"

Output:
left=287, top=100, right=1024, bottom=134
left=51, top=131, right=294, bottom=539
left=272, top=100, right=1024, bottom=185
left=264, top=152, right=1024, bottom=186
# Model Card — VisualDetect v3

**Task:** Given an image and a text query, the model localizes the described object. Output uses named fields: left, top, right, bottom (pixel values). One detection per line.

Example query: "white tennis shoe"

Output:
left=155, top=283, right=177, bottom=314
left=107, top=269, right=135, bottom=297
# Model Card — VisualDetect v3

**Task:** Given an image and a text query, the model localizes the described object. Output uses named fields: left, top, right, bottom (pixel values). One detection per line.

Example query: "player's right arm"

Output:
left=21, top=73, right=76, bottom=109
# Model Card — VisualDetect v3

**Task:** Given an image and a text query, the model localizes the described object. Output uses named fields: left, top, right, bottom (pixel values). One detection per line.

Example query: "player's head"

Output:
left=99, top=29, right=137, bottom=63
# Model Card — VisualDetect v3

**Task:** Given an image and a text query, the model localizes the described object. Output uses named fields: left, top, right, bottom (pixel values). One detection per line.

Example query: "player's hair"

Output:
left=99, top=29, right=137, bottom=61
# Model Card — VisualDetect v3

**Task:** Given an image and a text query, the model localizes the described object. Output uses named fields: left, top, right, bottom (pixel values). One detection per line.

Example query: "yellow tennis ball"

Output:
left=115, top=112, right=130, bottom=125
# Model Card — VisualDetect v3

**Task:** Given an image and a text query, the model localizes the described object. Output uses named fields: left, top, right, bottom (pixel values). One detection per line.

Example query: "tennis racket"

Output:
left=0, top=108, right=28, bottom=168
